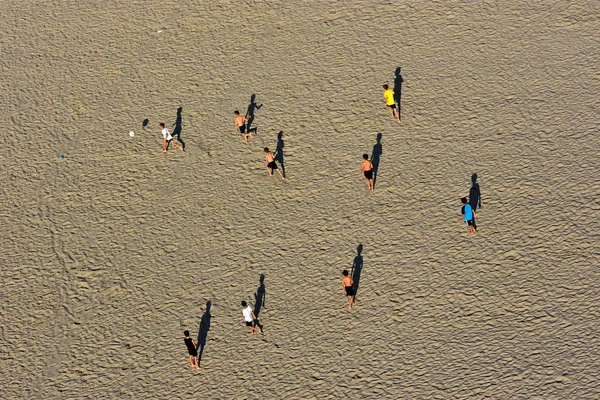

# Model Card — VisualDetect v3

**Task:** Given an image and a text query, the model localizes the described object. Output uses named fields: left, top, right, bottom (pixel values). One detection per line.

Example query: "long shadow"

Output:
left=245, top=94, right=262, bottom=135
left=274, top=131, right=285, bottom=178
left=351, top=244, right=364, bottom=300
left=393, top=67, right=403, bottom=116
left=253, top=274, right=266, bottom=332
left=196, top=301, right=211, bottom=364
left=371, top=133, right=383, bottom=187
left=469, top=173, right=481, bottom=212
left=171, top=107, right=185, bottom=150
left=469, top=173, right=481, bottom=231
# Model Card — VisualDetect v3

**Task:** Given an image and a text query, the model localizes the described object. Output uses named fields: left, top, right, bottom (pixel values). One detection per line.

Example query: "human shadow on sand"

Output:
left=196, top=301, right=211, bottom=363
left=245, top=94, right=262, bottom=135
left=469, top=173, right=482, bottom=212
left=274, top=131, right=285, bottom=178
left=170, top=107, right=185, bottom=150
left=371, top=133, right=382, bottom=187
left=253, top=274, right=266, bottom=332
left=394, top=67, right=403, bottom=118
left=351, top=244, right=364, bottom=300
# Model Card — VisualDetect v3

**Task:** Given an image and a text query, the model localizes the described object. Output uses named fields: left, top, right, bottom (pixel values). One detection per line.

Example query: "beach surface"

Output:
left=2, top=0, right=599, bottom=398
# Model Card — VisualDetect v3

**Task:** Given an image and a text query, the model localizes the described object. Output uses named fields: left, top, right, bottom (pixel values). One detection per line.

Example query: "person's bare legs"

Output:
left=173, top=141, right=184, bottom=152
left=348, top=295, right=355, bottom=309
left=189, top=356, right=199, bottom=369
left=247, top=325, right=261, bottom=335
left=388, top=106, right=401, bottom=123
left=367, top=178, right=374, bottom=191
left=163, top=138, right=168, bottom=152
left=266, top=167, right=273, bottom=176
left=470, top=213, right=477, bottom=234
left=276, top=169, right=285, bottom=181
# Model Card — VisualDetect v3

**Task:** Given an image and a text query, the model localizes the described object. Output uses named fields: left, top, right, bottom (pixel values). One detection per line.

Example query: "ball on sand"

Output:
left=129, top=131, right=135, bottom=137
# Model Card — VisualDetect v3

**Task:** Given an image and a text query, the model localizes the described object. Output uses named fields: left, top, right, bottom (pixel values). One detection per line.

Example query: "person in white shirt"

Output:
left=159, top=123, right=184, bottom=153
left=241, top=301, right=262, bottom=335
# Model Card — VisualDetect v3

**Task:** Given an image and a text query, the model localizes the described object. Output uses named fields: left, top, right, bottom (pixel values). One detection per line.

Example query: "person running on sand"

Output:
left=160, top=123, right=184, bottom=153
left=234, top=111, right=253, bottom=142
left=183, top=330, right=200, bottom=370
left=461, top=197, right=477, bottom=235
left=383, top=84, right=401, bottom=123
left=264, top=147, right=285, bottom=181
left=361, top=154, right=374, bottom=192
left=241, top=301, right=262, bottom=335
left=341, top=270, right=355, bottom=309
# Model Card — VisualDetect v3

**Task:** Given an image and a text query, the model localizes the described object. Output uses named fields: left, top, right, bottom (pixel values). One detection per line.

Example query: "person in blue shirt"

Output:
left=461, top=197, right=477, bottom=235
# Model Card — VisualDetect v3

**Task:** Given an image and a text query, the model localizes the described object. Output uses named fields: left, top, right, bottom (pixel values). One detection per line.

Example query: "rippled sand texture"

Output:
left=2, top=0, right=599, bottom=398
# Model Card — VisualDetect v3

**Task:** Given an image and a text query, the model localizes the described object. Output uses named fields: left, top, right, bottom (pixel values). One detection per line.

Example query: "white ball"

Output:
left=129, top=131, right=135, bottom=137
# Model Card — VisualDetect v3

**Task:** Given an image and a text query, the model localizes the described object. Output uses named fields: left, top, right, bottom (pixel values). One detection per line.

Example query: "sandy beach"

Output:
left=2, top=0, right=599, bottom=398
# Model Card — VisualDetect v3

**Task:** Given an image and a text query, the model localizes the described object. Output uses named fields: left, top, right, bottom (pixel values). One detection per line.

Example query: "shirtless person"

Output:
left=361, top=154, right=374, bottom=192
left=234, top=110, right=253, bottom=142
left=341, top=270, right=355, bottom=309
left=264, top=147, right=285, bottom=181
left=383, top=84, right=401, bottom=123
left=159, top=123, right=184, bottom=153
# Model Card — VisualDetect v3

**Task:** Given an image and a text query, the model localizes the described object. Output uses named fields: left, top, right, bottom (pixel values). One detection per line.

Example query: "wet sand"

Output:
left=2, top=1, right=599, bottom=398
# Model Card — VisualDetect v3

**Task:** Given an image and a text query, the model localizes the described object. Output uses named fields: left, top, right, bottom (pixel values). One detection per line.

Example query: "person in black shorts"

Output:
left=234, top=110, right=253, bottom=142
left=341, top=269, right=355, bottom=309
left=264, top=147, right=285, bottom=181
left=241, top=301, right=262, bottom=335
left=361, top=154, right=374, bottom=192
left=184, top=330, right=200, bottom=370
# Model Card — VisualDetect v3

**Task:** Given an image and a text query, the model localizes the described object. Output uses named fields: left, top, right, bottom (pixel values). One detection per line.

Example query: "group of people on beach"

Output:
left=177, top=77, right=484, bottom=368
left=183, top=299, right=263, bottom=370
left=160, top=85, right=403, bottom=185
left=234, top=105, right=285, bottom=181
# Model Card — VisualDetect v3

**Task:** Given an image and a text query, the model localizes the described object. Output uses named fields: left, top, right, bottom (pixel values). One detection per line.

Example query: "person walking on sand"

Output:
left=160, top=123, right=184, bottom=153
left=264, top=147, right=285, bottom=181
left=361, top=154, right=374, bottom=192
left=383, top=84, right=401, bottom=123
left=241, top=301, right=262, bottom=335
left=461, top=197, right=477, bottom=235
left=183, top=330, right=200, bottom=370
left=234, top=111, right=253, bottom=142
left=341, top=270, right=355, bottom=309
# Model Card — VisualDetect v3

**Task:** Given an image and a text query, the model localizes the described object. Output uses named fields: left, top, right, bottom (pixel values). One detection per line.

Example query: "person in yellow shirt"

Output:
left=383, top=84, right=401, bottom=123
